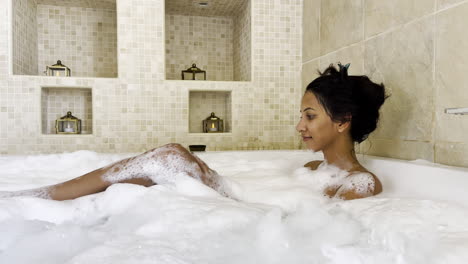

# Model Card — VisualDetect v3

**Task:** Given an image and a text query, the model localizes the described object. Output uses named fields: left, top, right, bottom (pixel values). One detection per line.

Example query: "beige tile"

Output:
left=365, top=0, right=434, bottom=37
left=437, top=0, right=467, bottom=10
left=320, top=0, right=363, bottom=55
left=302, top=59, right=320, bottom=91
left=364, top=16, right=435, bottom=141
left=360, top=138, right=434, bottom=161
left=435, top=107, right=468, bottom=143
left=166, top=15, right=235, bottom=81
left=319, top=43, right=364, bottom=75
left=435, top=3, right=468, bottom=142
left=435, top=142, right=468, bottom=168
left=302, top=0, right=320, bottom=62
left=13, top=0, right=38, bottom=75
left=2, top=0, right=303, bottom=154
left=36, top=5, right=117, bottom=78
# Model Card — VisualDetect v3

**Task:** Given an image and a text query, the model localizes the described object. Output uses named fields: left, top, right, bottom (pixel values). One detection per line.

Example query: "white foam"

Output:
left=0, top=150, right=468, bottom=263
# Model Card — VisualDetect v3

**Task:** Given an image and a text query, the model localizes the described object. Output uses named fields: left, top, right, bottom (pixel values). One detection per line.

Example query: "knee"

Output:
left=163, top=143, right=185, bottom=151
left=145, top=143, right=189, bottom=158
left=151, top=143, right=187, bottom=154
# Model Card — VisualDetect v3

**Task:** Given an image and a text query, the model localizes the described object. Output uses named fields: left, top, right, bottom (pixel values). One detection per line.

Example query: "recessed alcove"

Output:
left=12, top=0, right=117, bottom=78
left=41, top=87, right=93, bottom=135
left=165, top=0, right=251, bottom=81
left=189, top=91, right=232, bottom=133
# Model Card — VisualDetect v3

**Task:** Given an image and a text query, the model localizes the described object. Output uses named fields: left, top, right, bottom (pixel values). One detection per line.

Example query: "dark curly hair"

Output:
left=305, top=64, right=388, bottom=143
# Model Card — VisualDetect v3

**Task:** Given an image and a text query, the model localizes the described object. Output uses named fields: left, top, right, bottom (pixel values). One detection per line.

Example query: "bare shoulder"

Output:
left=304, top=160, right=323, bottom=170
left=346, top=169, right=382, bottom=196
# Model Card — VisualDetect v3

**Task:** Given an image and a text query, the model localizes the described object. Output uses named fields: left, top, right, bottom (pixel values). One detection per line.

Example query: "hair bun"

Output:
left=307, top=64, right=389, bottom=143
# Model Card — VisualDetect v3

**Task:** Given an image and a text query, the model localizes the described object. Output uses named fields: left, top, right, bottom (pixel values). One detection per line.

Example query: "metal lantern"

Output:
left=55, top=111, right=81, bottom=134
left=203, top=112, right=223, bottom=133
left=182, top=63, right=206, bottom=80
left=46, top=60, right=71, bottom=77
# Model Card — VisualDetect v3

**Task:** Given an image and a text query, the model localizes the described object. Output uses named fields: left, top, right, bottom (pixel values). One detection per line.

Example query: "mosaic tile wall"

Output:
left=189, top=91, right=231, bottom=133
left=36, top=0, right=116, bottom=9
left=12, top=0, right=38, bottom=75
left=165, top=15, right=234, bottom=81
left=165, top=0, right=246, bottom=17
left=36, top=5, right=117, bottom=78
left=302, top=0, right=468, bottom=167
left=41, top=87, right=93, bottom=134
left=0, top=0, right=303, bottom=154
left=233, top=0, right=251, bottom=81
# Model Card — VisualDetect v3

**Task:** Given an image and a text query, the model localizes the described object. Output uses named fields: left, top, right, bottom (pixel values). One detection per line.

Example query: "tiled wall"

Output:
left=189, top=91, right=231, bottom=133
left=37, top=5, right=117, bottom=78
left=0, top=0, right=303, bottom=154
left=165, top=15, right=234, bottom=81
left=36, top=0, right=116, bottom=9
left=12, top=0, right=117, bottom=77
left=302, top=0, right=468, bottom=168
left=12, top=0, right=38, bottom=75
left=233, top=0, right=251, bottom=81
left=41, top=87, right=93, bottom=134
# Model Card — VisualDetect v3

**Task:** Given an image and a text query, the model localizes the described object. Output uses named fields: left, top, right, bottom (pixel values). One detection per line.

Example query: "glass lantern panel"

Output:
left=57, top=121, right=64, bottom=132
left=53, top=69, right=64, bottom=77
left=194, top=73, right=205, bottom=80
left=208, top=121, right=218, bottom=132
left=64, top=121, right=76, bottom=132
left=183, top=72, right=193, bottom=80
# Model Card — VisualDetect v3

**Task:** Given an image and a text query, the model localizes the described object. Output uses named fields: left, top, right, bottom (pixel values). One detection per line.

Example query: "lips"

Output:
left=302, top=136, right=312, bottom=141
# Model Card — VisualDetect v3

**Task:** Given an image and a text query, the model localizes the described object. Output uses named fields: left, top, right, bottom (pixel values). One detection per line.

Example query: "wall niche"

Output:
left=165, top=0, right=251, bottom=81
left=41, top=87, right=93, bottom=135
left=12, top=0, right=117, bottom=78
left=189, top=91, right=232, bottom=133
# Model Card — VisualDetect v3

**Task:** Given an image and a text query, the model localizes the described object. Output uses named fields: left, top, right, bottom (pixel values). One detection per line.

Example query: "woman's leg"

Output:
left=2, top=143, right=221, bottom=201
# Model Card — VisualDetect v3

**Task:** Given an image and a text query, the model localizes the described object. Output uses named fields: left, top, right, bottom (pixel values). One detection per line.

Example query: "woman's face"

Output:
left=296, top=92, right=341, bottom=151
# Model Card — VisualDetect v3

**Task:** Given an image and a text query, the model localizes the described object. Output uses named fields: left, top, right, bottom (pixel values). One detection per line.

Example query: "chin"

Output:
left=305, top=143, right=321, bottom=153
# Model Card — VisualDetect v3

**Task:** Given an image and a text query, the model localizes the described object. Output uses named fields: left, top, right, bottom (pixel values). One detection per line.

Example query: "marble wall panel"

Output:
left=437, top=0, right=466, bottom=10
left=364, top=17, right=434, bottom=142
left=320, top=0, right=363, bottom=55
left=302, top=0, right=320, bottom=62
left=435, top=142, right=468, bottom=167
left=435, top=3, right=468, bottom=143
left=364, top=0, right=434, bottom=37
left=319, top=43, right=364, bottom=75
left=301, top=59, right=319, bottom=91
left=360, top=137, right=434, bottom=161
left=300, top=1, right=468, bottom=167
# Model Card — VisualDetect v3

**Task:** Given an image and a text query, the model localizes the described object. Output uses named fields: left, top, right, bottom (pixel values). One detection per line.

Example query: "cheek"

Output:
left=306, top=119, right=327, bottom=135
left=306, top=118, right=337, bottom=145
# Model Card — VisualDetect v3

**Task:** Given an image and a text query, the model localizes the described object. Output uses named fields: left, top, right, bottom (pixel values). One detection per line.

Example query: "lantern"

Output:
left=45, top=60, right=71, bottom=77
left=182, top=63, right=206, bottom=80
left=55, top=111, right=81, bottom=134
left=203, top=112, right=223, bottom=133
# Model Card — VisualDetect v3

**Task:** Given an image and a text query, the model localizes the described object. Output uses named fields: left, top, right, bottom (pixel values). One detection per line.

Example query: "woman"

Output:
left=2, top=63, right=387, bottom=201
left=297, top=63, right=387, bottom=199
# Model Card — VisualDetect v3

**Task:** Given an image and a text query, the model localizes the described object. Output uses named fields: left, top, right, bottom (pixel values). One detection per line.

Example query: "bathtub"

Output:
left=0, top=150, right=467, bottom=263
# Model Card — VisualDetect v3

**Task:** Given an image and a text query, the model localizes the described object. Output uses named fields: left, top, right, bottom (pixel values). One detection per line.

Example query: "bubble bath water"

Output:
left=0, top=150, right=467, bottom=263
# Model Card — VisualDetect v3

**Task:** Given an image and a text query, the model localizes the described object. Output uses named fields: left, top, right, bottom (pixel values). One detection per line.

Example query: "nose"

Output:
left=296, top=117, right=305, bottom=132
